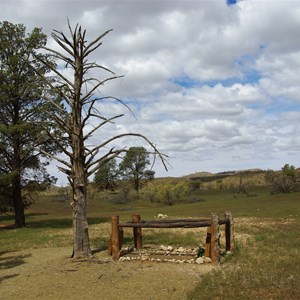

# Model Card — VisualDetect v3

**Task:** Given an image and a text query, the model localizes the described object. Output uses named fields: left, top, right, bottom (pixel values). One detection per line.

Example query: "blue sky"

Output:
left=1, top=0, right=300, bottom=183
left=227, top=0, right=237, bottom=5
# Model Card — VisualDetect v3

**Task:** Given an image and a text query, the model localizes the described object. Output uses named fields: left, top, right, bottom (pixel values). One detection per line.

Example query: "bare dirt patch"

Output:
left=0, top=247, right=215, bottom=300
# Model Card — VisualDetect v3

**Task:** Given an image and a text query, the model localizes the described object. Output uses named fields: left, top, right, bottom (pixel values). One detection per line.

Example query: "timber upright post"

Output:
left=132, top=214, right=142, bottom=251
left=111, top=216, right=120, bottom=260
left=210, top=213, right=220, bottom=264
left=225, top=211, right=234, bottom=252
left=204, top=226, right=212, bottom=258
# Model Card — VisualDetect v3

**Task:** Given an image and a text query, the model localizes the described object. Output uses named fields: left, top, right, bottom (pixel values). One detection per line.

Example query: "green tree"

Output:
left=282, top=164, right=296, bottom=180
left=0, top=21, right=57, bottom=227
left=34, top=22, right=166, bottom=258
left=119, top=147, right=155, bottom=191
left=265, top=164, right=299, bottom=194
left=94, top=158, right=119, bottom=191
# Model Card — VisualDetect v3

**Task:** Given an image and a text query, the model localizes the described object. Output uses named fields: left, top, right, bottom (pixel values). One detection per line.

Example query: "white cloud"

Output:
left=1, top=0, right=300, bottom=184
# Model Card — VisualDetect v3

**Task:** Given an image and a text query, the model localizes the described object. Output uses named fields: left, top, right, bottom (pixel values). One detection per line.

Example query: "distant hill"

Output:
left=184, top=171, right=214, bottom=178
left=185, top=168, right=265, bottom=183
left=185, top=168, right=264, bottom=178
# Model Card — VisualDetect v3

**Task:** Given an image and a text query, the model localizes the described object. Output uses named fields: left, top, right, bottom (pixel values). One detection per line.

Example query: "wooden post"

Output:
left=205, top=226, right=212, bottom=258
left=132, top=214, right=142, bottom=251
left=107, top=236, right=112, bottom=255
left=210, top=213, right=220, bottom=264
left=111, top=216, right=120, bottom=260
left=118, top=226, right=124, bottom=250
left=225, top=211, right=234, bottom=252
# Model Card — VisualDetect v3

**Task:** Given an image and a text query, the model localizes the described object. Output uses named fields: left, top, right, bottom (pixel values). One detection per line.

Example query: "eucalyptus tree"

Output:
left=265, top=164, right=299, bottom=194
left=34, top=21, right=167, bottom=258
left=119, top=146, right=155, bottom=191
left=94, top=158, right=119, bottom=191
left=0, top=21, right=57, bottom=227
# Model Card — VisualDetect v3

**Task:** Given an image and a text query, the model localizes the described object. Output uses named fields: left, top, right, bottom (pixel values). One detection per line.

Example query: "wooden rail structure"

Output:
left=108, top=211, right=234, bottom=264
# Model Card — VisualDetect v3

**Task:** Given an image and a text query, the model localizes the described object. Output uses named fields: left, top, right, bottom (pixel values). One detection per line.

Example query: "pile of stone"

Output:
left=119, top=245, right=212, bottom=264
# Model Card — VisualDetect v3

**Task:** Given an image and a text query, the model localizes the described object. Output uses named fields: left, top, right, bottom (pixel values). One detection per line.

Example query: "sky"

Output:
left=1, top=0, right=300, bottom=184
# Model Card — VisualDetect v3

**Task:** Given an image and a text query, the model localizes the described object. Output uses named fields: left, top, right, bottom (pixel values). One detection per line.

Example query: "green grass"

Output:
left=1, top=186, right=300, bottom=298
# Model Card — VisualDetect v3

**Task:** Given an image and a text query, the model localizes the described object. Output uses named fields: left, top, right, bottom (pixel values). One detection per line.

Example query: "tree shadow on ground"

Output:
left=27, top=217, right=110, bottom=229
left=0, top=252, right=31, bottom=270
left=91, top=236, right=133, bottom=255
left=0, top=274, right=19, bottom=283
left=0, top=213, right=49, bottom=223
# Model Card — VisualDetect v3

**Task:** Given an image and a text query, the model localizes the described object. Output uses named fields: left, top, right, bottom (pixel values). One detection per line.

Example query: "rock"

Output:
left=177, top=247, right=185, bottom=252
left=204, top=257, right=212, bottom=263
left=167, top=246, right=173, bottom=251
left=157, top=214, right=168, bottom=219
left=195, top=257, right=204, bottom=264
left=160, top=245, right=168, bottom=251
left=119, top=256, right=130, bottom=261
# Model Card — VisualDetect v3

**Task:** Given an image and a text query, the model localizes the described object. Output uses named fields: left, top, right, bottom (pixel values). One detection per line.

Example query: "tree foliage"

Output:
left=0, top=21, right=57, bottom=226
left=265, top=164, right=299, bottom=194
left=140, top=180, right=190, bottom=205
left=119, top=146, right=155, bottom=191
left=94, top=158, right=119, bottom=191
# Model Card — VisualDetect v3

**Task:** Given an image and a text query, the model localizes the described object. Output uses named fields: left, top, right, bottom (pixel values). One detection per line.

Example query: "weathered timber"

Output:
left=210, top=213, right=221, bottom=264
left=130, top=218, right=211, bottom=224
left=225, top=211, right=234, bottom=252
left=107, top=237, right=112, bottom=255
left=109, top=212, right=233, bottom=263
left=120, top=218, right=228, bottom=226
left=218, top=218, right=230, bottom=225
left=111, top=216, right=120, bottom=260
left=205, top=226, right=212, bottom=258
left=132, top=214, right=142, bottom=250
left=118, top=226, right=124, bottom=250
left=118, top=221, right=212, bottom=228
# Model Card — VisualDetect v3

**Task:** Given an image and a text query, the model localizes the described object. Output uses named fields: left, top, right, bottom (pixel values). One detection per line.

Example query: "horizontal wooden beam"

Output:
left=118, top=218, right=229, bottom=228
left=118, top=220, right=212, bottom=228
left=140, top=218, right=211, bottom=223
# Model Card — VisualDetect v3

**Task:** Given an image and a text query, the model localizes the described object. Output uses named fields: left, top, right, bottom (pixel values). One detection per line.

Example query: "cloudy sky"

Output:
left=1, top=0, right=300, bottom=183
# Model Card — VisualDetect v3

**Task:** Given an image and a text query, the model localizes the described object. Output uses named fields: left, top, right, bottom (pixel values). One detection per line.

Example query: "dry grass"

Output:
left=187, top=216, right=300, bottom=299
left=1, top=186, right=300, bottom=299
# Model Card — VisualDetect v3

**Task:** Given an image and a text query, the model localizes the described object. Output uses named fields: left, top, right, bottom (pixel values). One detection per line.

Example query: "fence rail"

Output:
left=108, top=211, right=234, bottom=264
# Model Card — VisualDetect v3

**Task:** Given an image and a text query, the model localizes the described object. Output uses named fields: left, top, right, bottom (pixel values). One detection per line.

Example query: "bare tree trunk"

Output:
left=72, top=182, right=91, bottom=258
left=71, top=130, right=92, bottom=258
left=34, top=23, right=168, bottom=259
left=71, top=53, right=92, bottom=258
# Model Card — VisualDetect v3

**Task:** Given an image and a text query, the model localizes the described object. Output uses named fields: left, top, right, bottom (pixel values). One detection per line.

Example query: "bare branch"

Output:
left=40, top=150, right=71, bottom=168
left=57, top=166, right=71, bottom=176
left=83, top=29, right=113, bottom=57
left=86, top=133, right=169, bottom=171
left=82, top=62, right=116, bottom=75
left=83, top=114, right=124, bottom=141
left=44, top=129, right=72, bottom=158
left=87, top=149, right=125, bottom=177
left=27, top=62, right=72, bottom=106
left=42, top=46, right=74, bottom=67
left=81, top=98, right=97, bottom=128
left=80, top=75, right=124, bottom=103
left=52, top=24, right=74, bottom=52
left=37, top=55, right=74, bottom=88
left=42, top=94, right=67, bottom=115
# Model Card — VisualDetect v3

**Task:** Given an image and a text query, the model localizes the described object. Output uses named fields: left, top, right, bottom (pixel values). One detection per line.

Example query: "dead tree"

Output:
left=33, top=21, right=167, bottom=259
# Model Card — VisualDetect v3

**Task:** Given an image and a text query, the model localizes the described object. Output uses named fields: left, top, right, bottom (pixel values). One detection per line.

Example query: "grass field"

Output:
left=1, top=186, right=299, bottom=299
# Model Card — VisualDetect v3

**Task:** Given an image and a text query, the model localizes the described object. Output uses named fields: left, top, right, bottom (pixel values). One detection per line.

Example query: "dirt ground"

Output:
left=0, top=247, right=215, bottom=300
